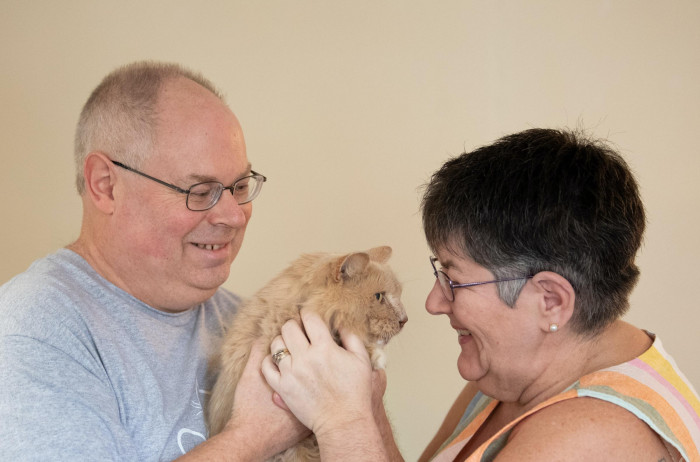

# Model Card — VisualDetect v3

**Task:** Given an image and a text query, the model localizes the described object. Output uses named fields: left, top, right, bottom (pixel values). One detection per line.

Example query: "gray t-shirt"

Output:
left=0, top=249, right=240, bottom=461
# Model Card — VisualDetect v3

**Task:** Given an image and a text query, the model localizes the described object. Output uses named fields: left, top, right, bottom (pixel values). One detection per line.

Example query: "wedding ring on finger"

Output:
left=272, top=348, right=291, bottom=366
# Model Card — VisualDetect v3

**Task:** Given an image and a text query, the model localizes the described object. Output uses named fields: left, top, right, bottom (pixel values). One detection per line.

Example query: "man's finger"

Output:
left=247, top=338, right=267, bottom=366
left=272, top=391, right=290, bottom=411
left=261, top=355, right=281, bottom=390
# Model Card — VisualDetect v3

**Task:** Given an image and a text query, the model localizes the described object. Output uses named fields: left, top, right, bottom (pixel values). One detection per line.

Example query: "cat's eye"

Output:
left=374, top=292, right=384, bottom=302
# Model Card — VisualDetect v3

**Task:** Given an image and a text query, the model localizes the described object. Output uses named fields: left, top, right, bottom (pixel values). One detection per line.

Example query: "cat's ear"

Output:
left=367, top=246, right=392, bottom=263
left=335, top=252, right=370, bottom=282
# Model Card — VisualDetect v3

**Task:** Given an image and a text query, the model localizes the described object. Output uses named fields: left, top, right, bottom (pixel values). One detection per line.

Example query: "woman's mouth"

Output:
left=456, top=328, right=473, bottom=345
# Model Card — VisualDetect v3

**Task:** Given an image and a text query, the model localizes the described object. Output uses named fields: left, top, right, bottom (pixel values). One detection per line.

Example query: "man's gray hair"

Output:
left=74, top=61, right=225, bottom=194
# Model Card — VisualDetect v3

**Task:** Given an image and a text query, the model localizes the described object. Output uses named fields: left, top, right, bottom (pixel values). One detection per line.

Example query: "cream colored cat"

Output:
left=206, top=246, right=407, bottom=461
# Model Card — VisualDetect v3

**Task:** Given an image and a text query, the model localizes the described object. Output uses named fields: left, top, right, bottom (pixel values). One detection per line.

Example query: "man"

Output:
left=0, top=61, right=307, bottom=460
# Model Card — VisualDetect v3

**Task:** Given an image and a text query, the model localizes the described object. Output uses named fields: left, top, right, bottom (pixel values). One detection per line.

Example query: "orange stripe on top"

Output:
left=639, top=346, right=700, bottom=418
left=443, top=400, right=498, bottom=450
left=579, top=371, right=699, bottom=460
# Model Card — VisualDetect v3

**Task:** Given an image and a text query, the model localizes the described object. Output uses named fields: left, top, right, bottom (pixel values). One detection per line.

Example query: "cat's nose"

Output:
left=399, top=316, right=408, bottom=329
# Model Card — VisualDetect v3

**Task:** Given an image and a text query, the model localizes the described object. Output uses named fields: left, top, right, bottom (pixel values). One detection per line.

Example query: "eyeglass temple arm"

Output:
left=111, top=160, right=189, bottom=194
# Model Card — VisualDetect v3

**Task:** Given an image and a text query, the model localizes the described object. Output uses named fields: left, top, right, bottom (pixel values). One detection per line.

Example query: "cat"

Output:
left=206, top=245, right=407, bottom=461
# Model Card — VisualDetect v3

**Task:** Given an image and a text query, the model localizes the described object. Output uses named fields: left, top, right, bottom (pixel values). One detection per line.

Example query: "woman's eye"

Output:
left=374, top=292, right=384, bottom=302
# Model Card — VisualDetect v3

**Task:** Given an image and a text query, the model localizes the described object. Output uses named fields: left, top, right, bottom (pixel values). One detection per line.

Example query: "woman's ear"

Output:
left=83, top=152, right=117, bottom=214
left=530, top=271, right=575, bottom=334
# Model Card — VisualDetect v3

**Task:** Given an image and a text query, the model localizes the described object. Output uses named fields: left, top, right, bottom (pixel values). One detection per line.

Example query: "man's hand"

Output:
left=218, top=340, right=311, bottom=460
left=176, top=340, right=310, bottom=462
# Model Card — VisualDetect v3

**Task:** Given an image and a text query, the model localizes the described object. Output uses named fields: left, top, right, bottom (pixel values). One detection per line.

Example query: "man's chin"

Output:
left=191, top=269, right=231, bottom=293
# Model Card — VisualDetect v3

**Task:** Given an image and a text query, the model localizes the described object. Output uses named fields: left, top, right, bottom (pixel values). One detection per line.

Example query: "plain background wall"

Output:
left=2, top=1, right=699, bottom=459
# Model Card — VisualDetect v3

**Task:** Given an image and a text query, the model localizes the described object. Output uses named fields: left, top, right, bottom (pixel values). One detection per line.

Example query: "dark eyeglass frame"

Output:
left=110, top=160, right=267, bottom=211
left=429, top=256, right=533, bottom=302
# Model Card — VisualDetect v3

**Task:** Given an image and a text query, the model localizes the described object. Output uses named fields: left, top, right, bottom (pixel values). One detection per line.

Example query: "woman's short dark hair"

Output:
left=421, top=128, right=646, bottom=334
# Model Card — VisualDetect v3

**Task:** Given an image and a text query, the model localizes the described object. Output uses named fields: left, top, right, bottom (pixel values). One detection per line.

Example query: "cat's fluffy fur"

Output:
left=206, top=246, right=407, bottom=461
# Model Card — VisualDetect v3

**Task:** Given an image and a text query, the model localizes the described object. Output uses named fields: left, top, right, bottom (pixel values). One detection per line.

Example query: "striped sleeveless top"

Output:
left=431, top=336, right=700, bottom=461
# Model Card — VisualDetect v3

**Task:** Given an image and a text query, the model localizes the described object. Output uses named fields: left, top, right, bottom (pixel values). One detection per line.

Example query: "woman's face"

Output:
left=425, top=249, right=545, bottom=400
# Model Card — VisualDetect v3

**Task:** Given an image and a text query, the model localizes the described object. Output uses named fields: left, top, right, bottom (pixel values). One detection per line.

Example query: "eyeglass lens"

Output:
left=431, top=258, right=455, bottom=302
left=435, top=270, right=455, bottom=301
left=186, top=176, right=264, bottom=211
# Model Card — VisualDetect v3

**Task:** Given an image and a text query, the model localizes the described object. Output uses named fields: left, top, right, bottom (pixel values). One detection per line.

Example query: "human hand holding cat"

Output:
left=262, top=309, right=391, bottom=461
left=222, top=339, right=311, bottom=458
left=263, top=309, right=374, bottom=432
left=268, top=343, right=388, bottom=429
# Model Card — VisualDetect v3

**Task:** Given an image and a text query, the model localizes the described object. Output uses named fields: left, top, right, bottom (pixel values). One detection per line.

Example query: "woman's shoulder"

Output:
left=500, top=397, right=677, bottom=461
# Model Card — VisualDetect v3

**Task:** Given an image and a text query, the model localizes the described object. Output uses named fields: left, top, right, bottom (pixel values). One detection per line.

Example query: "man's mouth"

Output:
left=193, top=243, right=226, bottom=251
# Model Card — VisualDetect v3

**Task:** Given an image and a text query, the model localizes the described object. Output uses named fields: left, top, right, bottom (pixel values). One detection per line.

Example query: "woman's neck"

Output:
left=499, top=320, right=652, bottom=416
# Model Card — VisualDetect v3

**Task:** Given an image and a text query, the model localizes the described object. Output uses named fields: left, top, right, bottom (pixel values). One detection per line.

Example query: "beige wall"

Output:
left=2, top=1, right=699, bottom=459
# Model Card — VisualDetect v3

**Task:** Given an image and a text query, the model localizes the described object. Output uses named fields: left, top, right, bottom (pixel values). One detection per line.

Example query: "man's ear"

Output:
left=530, top=271, right=575, bottom=333
left=83, top=152, right=117, bottom=214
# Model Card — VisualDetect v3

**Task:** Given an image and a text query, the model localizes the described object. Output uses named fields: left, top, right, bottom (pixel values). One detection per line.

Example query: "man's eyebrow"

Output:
left=185, top=164, right=253, bottom=184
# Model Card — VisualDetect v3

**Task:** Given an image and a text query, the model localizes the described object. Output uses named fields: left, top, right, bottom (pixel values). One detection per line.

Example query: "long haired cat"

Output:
left=206, top=246, right=407, bottom=461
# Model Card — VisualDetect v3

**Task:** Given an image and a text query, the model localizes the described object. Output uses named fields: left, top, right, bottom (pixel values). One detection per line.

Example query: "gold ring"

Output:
left=272, top=348, right=291, bottom=366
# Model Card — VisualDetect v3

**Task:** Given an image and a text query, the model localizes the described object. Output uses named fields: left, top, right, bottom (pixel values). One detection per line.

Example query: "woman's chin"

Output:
left=457, top=355, right=486, bottom=382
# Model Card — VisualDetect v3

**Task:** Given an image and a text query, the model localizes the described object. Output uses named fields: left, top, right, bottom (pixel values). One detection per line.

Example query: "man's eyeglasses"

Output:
left=429, top=256, right=532, bottom=302
left=111, top=160, right=267, bottom=211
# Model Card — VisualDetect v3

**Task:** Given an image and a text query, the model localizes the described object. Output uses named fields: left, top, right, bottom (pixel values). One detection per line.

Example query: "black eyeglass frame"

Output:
left=110, top=160, right=267, bottom=211
left=429, top=256, right=533, bottom=302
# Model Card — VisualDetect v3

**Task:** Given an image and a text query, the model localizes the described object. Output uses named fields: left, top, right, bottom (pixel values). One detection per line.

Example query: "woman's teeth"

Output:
left=194, top=243, right=224, bottom=251
left=456, top=329, right=472, bottom=336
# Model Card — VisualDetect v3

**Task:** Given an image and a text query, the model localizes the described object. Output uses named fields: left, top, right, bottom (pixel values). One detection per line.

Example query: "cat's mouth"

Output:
left=372, top=330, right=401, bottom=346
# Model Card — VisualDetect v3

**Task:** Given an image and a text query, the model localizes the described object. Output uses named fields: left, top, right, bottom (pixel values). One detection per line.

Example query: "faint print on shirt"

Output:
left=176, top=377, right=209, bottom=454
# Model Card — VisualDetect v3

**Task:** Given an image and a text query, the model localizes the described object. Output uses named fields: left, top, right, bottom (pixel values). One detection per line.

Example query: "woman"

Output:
left=262, top=128, right=700, bottom=461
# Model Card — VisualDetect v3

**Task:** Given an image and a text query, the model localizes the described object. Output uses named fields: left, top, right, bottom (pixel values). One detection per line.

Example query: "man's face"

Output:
left=110, top=78, right=253, bottom=311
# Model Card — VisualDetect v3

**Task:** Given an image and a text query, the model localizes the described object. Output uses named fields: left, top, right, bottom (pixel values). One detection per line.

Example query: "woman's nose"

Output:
left=425, top=279, right=451, bottom=316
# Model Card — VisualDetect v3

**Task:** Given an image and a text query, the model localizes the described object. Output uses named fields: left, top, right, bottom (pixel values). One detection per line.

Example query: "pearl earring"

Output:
left=549, top=323, right=559, bottom=333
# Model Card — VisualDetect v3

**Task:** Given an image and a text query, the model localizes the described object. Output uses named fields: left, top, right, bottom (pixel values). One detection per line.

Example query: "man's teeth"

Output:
left=194, top=243, right=224, bottom=251
left=456, top=329, right=472, bottom=336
